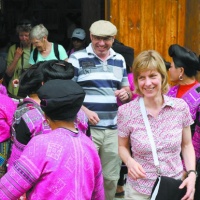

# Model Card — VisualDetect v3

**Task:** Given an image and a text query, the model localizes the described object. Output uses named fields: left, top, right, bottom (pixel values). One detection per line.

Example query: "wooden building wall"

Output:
left=106, top=0, right=187, bottom=62
left=185, top=0, right=200, bottom=55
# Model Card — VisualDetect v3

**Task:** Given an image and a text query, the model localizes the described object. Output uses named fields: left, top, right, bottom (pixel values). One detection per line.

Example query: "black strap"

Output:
left=33, top=47, right=38, bottom=63
left=30, top=44, right=33, bottom=53
left=15, top=42, right=23, bottom=69
left=15, top=42, right=20, bottom=48
left=53, top=43, right=60, bottom=60
left=16, top=43, right=33, bottom=73
left=86, top=122, right=91, bottom=137
left=21, top=51, right=24, bottom=72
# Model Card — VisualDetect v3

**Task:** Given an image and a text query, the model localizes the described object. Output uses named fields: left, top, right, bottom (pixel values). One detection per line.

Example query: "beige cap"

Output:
left=89, top=20, right=117, bottom=37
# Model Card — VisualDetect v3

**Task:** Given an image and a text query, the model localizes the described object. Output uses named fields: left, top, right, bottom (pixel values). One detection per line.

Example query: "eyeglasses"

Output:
left=92, top=35, right=113, bottom=42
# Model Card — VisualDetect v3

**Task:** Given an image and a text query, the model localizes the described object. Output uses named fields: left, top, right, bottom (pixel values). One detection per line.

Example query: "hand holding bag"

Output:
left=139, top=98, right=186, bottom=200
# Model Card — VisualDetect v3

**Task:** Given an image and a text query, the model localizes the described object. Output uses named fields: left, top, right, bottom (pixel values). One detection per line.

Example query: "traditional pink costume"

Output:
left=0, top=128, right=104, bottom=199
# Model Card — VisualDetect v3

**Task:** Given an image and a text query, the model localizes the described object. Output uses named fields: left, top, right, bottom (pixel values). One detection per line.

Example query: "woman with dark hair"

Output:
left=167, top=44, right=200, bottom=200
left=8, top=60, right=89, bottom=171
left=0, top=79, right=104, bottom=199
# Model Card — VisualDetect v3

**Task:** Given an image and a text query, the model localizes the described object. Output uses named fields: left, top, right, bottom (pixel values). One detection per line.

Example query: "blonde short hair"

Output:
left=133, top=50, right=169, bottom=96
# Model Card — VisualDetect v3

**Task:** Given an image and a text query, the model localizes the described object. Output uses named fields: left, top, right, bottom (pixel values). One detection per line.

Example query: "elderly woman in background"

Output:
left=29, top=24, right=68, bottom=64
left=0, top=79, right=104, bottom=200
left=118, top=50, right=196, bottom=200
left=167, top=44, right=200, bottom=200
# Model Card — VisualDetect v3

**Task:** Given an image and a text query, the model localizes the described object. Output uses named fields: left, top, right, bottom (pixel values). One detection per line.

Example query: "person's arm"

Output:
left=0, top=137, right=43, bottom=199
left=114, top=55, right=132, bottom=103
left=81, top=105, right=100, bottom=126
left=118, top=136, right=132, bottom=164
left=6, top=47, right=23, bottom=77
left=118, top=136, right=146, bottom=180
left=115, top=86, right=132, bottom=103
left=118, top=105, right=146, bottom=181
left=192, top=107, right=200, bottom=161
left=179, top=126, right=196, bottom=200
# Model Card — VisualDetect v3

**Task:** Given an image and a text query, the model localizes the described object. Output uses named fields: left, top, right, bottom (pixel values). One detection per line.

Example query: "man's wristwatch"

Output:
left=187, top=170, right=198, bottom=177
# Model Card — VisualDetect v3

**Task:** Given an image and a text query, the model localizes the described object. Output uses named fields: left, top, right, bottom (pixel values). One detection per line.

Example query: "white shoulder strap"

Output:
left=139, top=97, right=160, bottom=168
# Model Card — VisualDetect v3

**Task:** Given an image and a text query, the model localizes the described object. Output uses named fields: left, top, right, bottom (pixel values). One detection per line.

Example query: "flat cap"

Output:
left=89, top=20, right=117, bottom=37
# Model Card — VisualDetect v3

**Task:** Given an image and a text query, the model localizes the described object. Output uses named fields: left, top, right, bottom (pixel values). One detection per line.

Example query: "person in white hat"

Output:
left=67, top=28, right=86, bottom=56
left=68, top=20, right=132, bottom=200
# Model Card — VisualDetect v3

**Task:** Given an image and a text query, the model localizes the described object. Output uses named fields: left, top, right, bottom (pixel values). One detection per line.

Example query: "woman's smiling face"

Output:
left=137, top=69, right=162, bottom=99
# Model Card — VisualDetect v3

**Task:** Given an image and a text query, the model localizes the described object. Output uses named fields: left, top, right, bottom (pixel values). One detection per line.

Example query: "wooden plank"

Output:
left=177, top=0, right=186, bottom=45
left=140, top=0, right=154, bottom=51
left=170, top=0, right=178, bottom=44
left=110, top=0, right=119, bottom=31
left=154, top=0, right=166, bottom=57
left=117, top=0, right=128, bottom=44
left=185, top=0, right=200, bottom=54
left=164, top=0, right=173, bottom=61
left=126, top=0, right=141, bottom=57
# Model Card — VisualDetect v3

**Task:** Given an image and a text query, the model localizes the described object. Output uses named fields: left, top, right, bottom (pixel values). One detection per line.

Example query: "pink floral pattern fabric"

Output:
left=117, top=95, right=193, bottom=195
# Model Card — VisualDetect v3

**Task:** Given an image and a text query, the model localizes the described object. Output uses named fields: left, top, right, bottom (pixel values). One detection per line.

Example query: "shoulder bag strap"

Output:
left=53, top=43, right=60, bottom=60
left=139, top=97, right=160, bottom=172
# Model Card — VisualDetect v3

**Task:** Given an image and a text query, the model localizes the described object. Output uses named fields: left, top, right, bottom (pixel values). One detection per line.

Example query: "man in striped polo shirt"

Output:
left=68, top=20, right=132, bottom=200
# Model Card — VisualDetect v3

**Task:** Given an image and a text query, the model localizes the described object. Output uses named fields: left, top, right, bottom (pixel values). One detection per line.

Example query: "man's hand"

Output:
left=115, top=88, right=130, bottom=102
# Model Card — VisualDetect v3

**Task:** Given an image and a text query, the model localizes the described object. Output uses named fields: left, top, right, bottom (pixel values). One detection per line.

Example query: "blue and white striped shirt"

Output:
left=68, top=43, right=129, bottom=129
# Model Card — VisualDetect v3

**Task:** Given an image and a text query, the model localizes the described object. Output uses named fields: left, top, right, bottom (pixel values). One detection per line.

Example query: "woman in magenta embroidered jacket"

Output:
left=118, top=50, right=196, bottom=199
left=167, top=44, right=200, bottom=160
left=0, top=94, right=16, bottom=177
left=167, top=44, right=200, bottom=200
left=0, top=79, right=104, bottom=200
